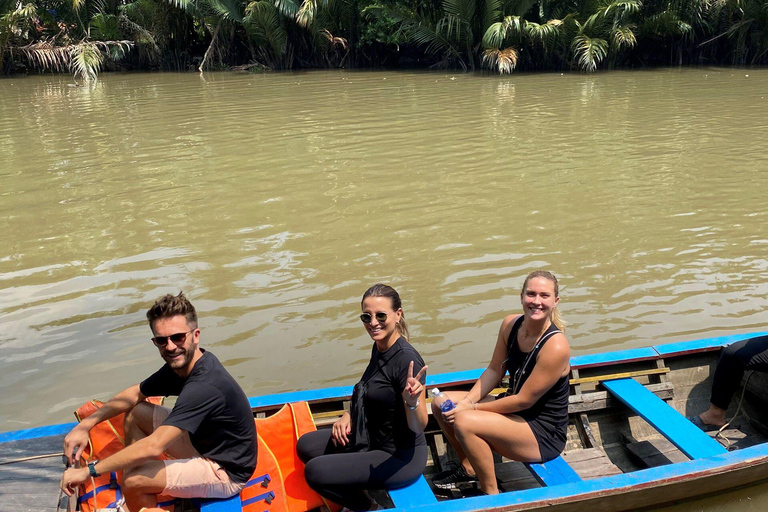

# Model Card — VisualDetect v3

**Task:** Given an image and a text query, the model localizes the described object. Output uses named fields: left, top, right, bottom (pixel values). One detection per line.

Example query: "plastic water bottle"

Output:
left=430, top=388, right=455, bottom=412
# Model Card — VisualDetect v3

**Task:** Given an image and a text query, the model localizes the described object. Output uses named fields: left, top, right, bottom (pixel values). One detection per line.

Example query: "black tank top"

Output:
left=506, top=316, right=569, bottom=427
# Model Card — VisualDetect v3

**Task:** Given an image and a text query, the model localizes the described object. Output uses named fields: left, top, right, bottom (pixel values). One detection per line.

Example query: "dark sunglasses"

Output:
left=360, top=312, right=388, bottom=324
left=152, top=330, right=193, bottom=347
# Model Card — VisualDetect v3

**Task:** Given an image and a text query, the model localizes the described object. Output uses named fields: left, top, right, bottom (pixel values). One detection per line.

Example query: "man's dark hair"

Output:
left=146, top=292, right=198, bottom=330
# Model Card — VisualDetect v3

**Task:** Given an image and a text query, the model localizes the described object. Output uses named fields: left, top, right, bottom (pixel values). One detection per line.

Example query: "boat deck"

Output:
left=0, top=433, right=67, bottom=512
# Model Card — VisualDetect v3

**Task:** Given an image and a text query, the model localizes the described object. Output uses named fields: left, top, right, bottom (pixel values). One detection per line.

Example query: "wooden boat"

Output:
left=3, top=331, right=768, bottom=512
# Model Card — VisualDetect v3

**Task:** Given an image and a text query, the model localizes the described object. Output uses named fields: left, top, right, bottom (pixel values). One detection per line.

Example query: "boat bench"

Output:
left=198, top=475, right=438, bottom=511
left=602, top=377, right=727, bottom=459
left=388, top=475, right=438, bottom=508
left=198, top=494, right=242, bottom=512
left=524, top=455, right=582, bottom=486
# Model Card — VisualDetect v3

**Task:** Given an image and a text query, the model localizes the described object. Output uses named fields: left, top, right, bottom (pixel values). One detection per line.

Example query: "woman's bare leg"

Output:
left=453, top=412, right=540, bottom=494
left=431, top=391, right=476, bottom=474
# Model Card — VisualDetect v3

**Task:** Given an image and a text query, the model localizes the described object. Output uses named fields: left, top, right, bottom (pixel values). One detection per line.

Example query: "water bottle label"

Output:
left=441, top=400, right=455, bottom=412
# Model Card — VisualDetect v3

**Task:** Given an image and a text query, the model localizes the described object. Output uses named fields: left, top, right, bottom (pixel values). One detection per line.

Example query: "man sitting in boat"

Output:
left=430, top=270, right=571, bottom=495
left=692, top=335, right=768, bottom=430
left=60, top=292, right=257, bottom=511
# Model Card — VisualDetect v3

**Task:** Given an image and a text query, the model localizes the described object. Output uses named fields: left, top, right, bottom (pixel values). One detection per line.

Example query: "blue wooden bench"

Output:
left=198, top=493, right=242, bottom=512
left=602, top=377, right=727, bottom=459
left=524, top=455, right=582, bottom=487
left=388, top=475, right=438, bottom=508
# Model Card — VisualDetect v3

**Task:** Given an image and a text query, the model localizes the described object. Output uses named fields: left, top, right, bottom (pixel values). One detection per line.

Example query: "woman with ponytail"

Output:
left=297, top=284, right=428, bottom=511
left=431, top=271, right=571, bottom=495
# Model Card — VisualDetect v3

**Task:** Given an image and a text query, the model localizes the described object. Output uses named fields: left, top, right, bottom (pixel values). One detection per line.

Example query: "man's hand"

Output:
left=402, top=361, right=428, bottom=408
left=60, top=466, right=89, bottom=496
left=331, top=413, right=351, bottom=446
left=63, top=425, right=91, bottom=466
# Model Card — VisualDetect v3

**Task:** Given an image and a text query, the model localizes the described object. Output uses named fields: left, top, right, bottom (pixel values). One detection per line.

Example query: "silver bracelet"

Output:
left=408, top=398, right=420, bottom=410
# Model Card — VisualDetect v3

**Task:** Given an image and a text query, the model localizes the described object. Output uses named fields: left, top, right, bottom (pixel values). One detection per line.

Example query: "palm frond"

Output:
left=70, top=42, right=104, bottom=80
left=572, top=33, right=607, bottom=70
left=483, top=21, right=508, bottom=47
left=296, top=0, right=317, bottom=27
left=274, top=0, right=301, bottom=17
left=207, top=0, right=244, bottom=22
left=91, top=13, right=121, bottom=41
left=163, top=0, right=196, bottom=10
left=442, top=0, right=476, bottom=24
left=612, top=24, right=636, bottom=48
left=482, top=45, right=518, bottom=73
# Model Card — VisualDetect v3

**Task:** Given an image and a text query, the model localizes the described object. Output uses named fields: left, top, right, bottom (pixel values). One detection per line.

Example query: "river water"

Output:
left=1, top=68, right=768, bottom=508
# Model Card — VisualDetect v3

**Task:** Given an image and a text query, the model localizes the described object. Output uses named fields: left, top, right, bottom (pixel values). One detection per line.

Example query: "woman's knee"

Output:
left=453, top=412, right=481, bottom=440
left=296, top=433, right=312, bottom=462
left=303, top=458, right=328, bottom=489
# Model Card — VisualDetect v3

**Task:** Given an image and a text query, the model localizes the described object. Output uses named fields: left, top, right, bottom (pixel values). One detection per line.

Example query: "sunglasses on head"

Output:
left=152, top=330, right=193, bottom=347
left=360, top=312, right=388, bottom=324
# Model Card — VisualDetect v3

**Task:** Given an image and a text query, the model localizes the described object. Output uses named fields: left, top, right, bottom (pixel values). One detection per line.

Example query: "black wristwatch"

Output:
left=87, top=461, right=100, bottom=478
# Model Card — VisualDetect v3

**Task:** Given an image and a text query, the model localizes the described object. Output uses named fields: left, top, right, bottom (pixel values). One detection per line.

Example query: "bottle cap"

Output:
left=430, top=388, right=440, bottom=397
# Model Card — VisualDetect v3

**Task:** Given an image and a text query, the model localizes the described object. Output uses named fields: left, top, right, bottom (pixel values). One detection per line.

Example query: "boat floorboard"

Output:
left=0, top=434, right=66, bottom=512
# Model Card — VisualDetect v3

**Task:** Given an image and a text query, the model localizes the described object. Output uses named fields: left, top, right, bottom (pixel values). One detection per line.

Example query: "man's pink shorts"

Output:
left=153, top=405, right=246, bottom=499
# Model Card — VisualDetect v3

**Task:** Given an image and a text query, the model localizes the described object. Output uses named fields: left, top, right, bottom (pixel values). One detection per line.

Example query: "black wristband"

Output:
left=88, top=461, right=100, bottom=478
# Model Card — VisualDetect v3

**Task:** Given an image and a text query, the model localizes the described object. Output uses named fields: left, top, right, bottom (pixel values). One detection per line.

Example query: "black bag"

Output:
left=349, top=363, right=385, bottom=452
left=349, top=380, right=370, bottom=452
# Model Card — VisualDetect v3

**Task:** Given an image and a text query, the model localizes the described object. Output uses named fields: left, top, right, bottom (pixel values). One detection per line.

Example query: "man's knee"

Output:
left=125, top=402, right=161, bottom=438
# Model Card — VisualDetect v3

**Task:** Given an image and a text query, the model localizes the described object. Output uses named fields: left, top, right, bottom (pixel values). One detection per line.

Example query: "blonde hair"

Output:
left=521, top=270, right=566, bottom=332
left=362, top=283, right=410, bottom=340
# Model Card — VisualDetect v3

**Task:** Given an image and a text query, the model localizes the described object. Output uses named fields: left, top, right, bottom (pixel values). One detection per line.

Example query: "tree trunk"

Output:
left=199, top=20, right=222, bottom=73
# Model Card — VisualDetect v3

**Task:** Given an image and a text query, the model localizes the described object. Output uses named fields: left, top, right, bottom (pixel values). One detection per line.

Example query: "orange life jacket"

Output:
left=74, top=398, right=175, bottom=512
left=240, top=402, right=340, bottom=512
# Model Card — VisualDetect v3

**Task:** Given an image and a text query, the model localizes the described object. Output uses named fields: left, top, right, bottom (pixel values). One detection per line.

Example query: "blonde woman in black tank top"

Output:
left=431, top=271, right=571, bottom=495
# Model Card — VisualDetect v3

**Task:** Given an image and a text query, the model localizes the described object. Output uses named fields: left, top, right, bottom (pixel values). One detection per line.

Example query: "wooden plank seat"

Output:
left=524, top=456, right=582, bottom=487
left=387, top=475, right=438, bottom=508
left=602, top=377, right=727, bottom=459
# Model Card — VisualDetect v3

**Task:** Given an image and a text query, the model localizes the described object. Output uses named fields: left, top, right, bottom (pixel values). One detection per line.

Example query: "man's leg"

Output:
left=122, top=403, right=201, bottom=511
left=125, top=402, right=199, bottom=458
left=122, top=460, right=167, bottom=512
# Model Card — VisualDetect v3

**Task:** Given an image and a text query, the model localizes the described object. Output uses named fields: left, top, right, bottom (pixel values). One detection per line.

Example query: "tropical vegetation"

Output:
left=2, top=0, right=768, bottom=79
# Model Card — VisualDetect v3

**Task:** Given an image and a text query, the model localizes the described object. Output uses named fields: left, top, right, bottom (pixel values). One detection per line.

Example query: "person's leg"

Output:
left=431, top=391, right=494, bottom=476
left=122, top=404, right=203, bottom=510
left=121, top=460, right=167, bottom=512
left=701, top=336, right=768, bottom=426
left=297, top=429, right=338, bottom=463
left=453, top=412, right=540, bottom=495
left=124, top=457, right=245, bottom=512
left=125, top=402, right=199, bottom=459
left=304, top=447, right=425, bottom=511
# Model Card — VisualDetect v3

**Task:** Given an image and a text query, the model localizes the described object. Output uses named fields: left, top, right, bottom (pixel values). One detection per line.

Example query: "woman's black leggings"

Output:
left=711, top=335, right=768, bottom=410
left=297, top=429, right=427, bottom=511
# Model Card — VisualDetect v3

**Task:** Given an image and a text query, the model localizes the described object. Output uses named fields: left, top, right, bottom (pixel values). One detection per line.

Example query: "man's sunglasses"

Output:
left=360, top=312, right=388, bottom=324
left=152, top=330, right=193, bottom=347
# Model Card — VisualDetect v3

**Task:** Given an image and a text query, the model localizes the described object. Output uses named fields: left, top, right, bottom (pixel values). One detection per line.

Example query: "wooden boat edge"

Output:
left=5, top=329, right=768, bottom=511
left=388, top=443, right=768, bottom=512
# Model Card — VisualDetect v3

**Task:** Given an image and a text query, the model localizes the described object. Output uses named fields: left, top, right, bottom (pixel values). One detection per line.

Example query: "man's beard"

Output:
left=163, top=343, right=194, bottom=369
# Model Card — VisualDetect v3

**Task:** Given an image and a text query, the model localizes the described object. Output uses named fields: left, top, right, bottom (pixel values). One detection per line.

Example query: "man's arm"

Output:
left=63, top=384, right=146, bottom=465
left=60, top=425, right=184, bottom=496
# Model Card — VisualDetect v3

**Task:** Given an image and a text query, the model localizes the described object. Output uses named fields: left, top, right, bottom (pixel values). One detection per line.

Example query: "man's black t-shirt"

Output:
left=360, top=337, right=426, bottom=453
left=140, top=350, right=257, bottom=484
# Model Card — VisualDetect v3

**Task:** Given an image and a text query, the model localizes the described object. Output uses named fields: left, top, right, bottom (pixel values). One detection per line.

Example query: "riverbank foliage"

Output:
left=2, top=0, right=768, bottom=78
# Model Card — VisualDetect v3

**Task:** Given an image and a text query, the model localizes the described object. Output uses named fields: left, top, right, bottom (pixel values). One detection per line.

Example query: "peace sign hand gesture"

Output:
left=402, top=361, right=428, bottom=408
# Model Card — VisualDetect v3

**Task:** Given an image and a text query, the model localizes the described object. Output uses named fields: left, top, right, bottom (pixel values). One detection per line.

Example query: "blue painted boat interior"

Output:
left=4, top=330, right=768, bottom=512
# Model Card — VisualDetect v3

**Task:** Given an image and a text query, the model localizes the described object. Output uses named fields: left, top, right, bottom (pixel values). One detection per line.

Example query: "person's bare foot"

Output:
left=699, top=406, right=727, bottom=427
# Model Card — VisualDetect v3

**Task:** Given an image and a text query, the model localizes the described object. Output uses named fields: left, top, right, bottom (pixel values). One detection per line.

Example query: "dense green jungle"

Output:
left=2, top=0, right=768, bottom=79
